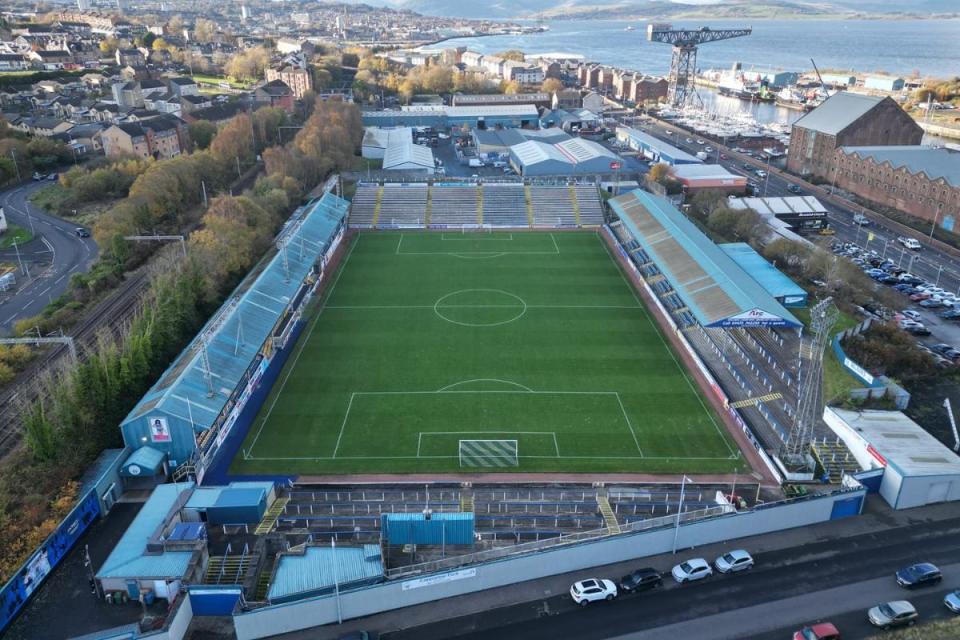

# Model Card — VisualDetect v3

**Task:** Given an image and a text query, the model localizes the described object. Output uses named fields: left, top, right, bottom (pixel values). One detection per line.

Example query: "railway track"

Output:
left=0, top=269, right=150, bottom=457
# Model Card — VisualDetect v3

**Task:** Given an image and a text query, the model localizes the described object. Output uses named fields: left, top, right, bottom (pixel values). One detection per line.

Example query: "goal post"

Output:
left=458, top=439, right=519, bottom=468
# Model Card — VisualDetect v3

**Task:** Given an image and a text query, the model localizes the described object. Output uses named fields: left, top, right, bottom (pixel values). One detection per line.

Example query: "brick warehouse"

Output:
left=832, top=146, right=960, bottom=229
left=786, top=92, right=922, bottom=180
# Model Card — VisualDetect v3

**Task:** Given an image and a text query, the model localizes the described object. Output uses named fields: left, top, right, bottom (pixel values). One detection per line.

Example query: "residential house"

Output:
left=115, top=48, right=145, bottom=67
left=254, top=80, right=294, bottom=112
left=0, top=54, right=29, bottom=71
left=168, top=77, right=199, bottom=98
left=99, top=115, right=190, bottom=159
left=265, top=65, right=313, bottom=100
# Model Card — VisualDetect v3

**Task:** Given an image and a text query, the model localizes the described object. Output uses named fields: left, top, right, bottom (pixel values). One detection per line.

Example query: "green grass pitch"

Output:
left=231, top=231, right=746, bottom=475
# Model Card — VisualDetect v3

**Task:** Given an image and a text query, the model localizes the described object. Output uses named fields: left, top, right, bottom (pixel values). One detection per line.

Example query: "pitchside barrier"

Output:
left=601, top=226, right=783, bottom=483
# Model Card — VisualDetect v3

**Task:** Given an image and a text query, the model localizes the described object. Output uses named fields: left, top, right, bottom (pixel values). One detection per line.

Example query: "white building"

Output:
left=362, top=127, right=413, bottom=160
left=382, top=139, right=435, bottom=174
left=824, top=407, right=960, bottom=510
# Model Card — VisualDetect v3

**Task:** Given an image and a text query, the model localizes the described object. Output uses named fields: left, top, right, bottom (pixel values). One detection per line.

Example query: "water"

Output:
left=438, top=19, right=960, bottom=78
left=436, top=19, right=960, bottom=131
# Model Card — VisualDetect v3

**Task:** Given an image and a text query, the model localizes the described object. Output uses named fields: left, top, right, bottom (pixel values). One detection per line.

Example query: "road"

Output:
left=384, top=515, right=960, bottom=640
left=615, top=115, right=960, bottom=300
left=0, top=181, right=98, bottom=333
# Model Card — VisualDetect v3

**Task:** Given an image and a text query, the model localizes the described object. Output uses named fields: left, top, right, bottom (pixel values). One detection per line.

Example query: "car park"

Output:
left=714, top=550, right=753, bottom=573
left=896, top=563, right=942, bottom=588
left=867, top=600, right=918, bottom=629
left=793, top=622, right=841, bottom=640
left=619, top=568, right=662, bottom=592
left=945, top=590, right=960, bottom=613
left=569, top=579, right=617, bottom=606
left=672, top=558, right=712, bottom=583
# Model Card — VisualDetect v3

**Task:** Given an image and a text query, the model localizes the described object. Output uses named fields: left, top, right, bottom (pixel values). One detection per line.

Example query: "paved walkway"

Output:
left=272, top=498, right=958, bottom=639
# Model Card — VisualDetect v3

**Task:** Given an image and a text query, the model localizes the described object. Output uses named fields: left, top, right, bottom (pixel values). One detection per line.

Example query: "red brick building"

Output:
left=254, top=80, right=294, bottom=113
left=786, top=93, right=922, bottom=180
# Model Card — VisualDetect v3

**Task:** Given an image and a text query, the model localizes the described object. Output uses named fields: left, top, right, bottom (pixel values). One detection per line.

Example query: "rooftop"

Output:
left=792, top=92, right=886, bottom=136
left=840, top=146, right=960, bottom=188
left=718, top=243, right=807, bottom=303
left=268, top=545, right=384, bottom=603
left=609, top=190, right=801, bottom=328
left=728, top=195, right=827, bottom=216
left=827, top=407, right=960, bottom=476
left=616, top=125, right=702, bottom=164
left=96, top=483, right=195, bottom=580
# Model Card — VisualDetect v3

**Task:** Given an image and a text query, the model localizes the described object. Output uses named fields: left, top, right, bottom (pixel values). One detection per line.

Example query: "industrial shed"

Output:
left=510, top=137, right=619, bottom=177
left=361, top=126, right=412, bottom=159
left=719, top=243, right=808, bottom=307
left=267, top=545, right=384, bottom=604
left=824, top=407, right=960, bottom=510
left=728, top=195, right=828, bottom=231
left=382, top=139, right=435, bottom=173
left=608, top=190, right=801, bottom=328
left=615, top=125, right=702, bottom=165
left=670, top=164, right=747, bottom=194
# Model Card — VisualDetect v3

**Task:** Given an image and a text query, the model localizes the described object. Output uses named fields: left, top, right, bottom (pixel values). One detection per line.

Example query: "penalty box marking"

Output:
left=417, top=431, right=561, bottom=458
left=331, top=389, right=643, bottom=459
left=396, top=233, right=560, bottom=256
left=441, top=233, right=514, bottom=241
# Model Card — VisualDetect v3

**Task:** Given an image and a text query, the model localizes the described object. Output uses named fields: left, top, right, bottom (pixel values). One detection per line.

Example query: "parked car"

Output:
left=671, top=558, right=712, bottom=583
left=569, top=579, right=617, bottom=606
left=32, top=172, right=43, bottom=181
left=47, top=172, right=57, bottom=181
left=906, top=325, right=931, bottom=336
left=619, top=568, right=662, bottom=592
left=944, top=590, right=960, bottom=613
left=896, top=563, right=942, bottom=588
left=714, top=550, right=754, bottom=573
left=942, top=309, right=960, bottom=320
left=920, top=299, right=944, bottom=309
left=867, top=601, right=918, bottom=629
left=902, top=310, right=921, bottom=321
left=910, top=292, right=931, bottom=302
left=793, top=622, right=841, bottom=640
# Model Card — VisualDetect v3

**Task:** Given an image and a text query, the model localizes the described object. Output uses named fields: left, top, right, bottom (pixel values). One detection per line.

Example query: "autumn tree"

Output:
left=193, top=17, right=217, bottom=43
left=541, top=78, right=563, bottom=94
left=188, top=120, right=218, bottom=150
left=496, top=50, right=526, bottom=62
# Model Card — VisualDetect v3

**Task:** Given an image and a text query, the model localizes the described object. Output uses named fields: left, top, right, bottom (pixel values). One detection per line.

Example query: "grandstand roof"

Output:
left=121, top=192, right=349, bottom=437
left=609, top=190, right=801, bottom=328
left=268, top=545, right=383, bottom=603
left=97, top=483, right=195, bottom=580
left=719, top=243, right=808, bottom=306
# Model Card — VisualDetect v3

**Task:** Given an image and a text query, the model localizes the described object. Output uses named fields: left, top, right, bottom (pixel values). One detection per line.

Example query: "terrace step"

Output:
left=569, top=184, right=581, bottom=226
left=372, top=185, right=384, bottom=227
left=254, top=497, right=290, bottom=536
left=524, top=185, right=533, bottom=226
left=255, top=556, right=276, bottom=601
left=596, top=496, right=620, bottom=534
left=424, top=184, right=432, bottom=225
left=476, top=184, right=483, bottom=225
left=460, top=493, right=474, bottom=513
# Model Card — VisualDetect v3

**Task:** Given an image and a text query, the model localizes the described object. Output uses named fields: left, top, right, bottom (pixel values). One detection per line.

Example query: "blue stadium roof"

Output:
left=719, top=243, right=808, bottom=307
left=97, top=483, right=195, bottom=580
left=609, top=190, right=801, bottom=328
left=268, top=545, right=383, bottom=603
left=121, top=192, right=349, bottom=436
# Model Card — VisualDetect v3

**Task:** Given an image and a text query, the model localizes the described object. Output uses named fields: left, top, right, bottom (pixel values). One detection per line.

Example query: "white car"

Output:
left=902, top=310, right=922, bottom=321
left=714, top=549, right=754, bottom=573
left=868, top=600, right=918, bottom=629
left=685, top=137, right=693, bottom=143
left=569, top=578, right=617, bottom=606
left=945, top=590, right=960, bottom=613
left=672, top=558, right=713, bottom=583
left=696, top=139, right=705, bottom=145
left=853, top=213, right=871, bottom=225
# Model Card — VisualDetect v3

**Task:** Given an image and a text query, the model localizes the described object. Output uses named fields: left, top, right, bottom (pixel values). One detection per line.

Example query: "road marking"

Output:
left=38, top=286, right=50, bottom=296
left=54, top=274, right=66, bottom=284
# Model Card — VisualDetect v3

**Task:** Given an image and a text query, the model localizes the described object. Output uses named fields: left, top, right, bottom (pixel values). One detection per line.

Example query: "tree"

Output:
left=188, top=120, right=218, bottom=150
left=152, top=37, right=169, bottom=51
left=647, top=163, right=671, bottom=184
left=502, top=80, right=521, bottom=95
left=496, top=50, right=526, bottom=62
left=99, top=37, right=120, bottom=55
left=541, top=78, right=563, bottom=94
left=193, top=17, right=217, bottom=43
left=167, top=14, right=184, bottom=34
left=140, top=32, right=156, bottom=49
left=225, top=47, right=271, bottom=82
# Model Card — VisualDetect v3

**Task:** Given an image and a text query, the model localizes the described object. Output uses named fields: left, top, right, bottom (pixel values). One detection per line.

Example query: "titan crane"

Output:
left=646, top=24, right=753, bottom=107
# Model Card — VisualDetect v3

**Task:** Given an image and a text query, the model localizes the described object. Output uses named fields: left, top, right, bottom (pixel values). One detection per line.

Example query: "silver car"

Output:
left=945, top=590, right=960, bottom=613
left=714, top=549, right=754, bottom=573
left=868, top=600, right=918, bottom=629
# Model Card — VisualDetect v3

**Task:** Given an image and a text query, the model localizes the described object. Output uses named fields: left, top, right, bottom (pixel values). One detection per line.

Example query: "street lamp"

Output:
left=929, top=208, right=942, bottom=242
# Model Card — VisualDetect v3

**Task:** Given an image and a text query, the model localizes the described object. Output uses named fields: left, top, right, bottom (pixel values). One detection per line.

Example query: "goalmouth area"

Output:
left=231, top=231, right=747, bottom=476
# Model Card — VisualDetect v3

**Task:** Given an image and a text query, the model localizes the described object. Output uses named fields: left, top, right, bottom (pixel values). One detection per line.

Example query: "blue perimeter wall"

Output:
left=200, top=318, right=308, bottom=486
left=0, top=490, right=101, bottom=634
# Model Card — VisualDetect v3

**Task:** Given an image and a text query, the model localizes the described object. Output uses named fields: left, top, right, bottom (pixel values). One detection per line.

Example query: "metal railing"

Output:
left=385, top=504, right=732, bottom=579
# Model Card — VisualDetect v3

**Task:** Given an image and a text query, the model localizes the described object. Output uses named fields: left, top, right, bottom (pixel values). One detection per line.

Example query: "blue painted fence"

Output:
left=0, top=490, right=101, bottom=634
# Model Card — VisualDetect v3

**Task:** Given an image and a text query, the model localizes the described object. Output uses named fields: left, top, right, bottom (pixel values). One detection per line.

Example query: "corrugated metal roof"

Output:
left=792, top=92, right=885, bottom=136
left=213, top=487, right=264, bottom=509
left=381, top=512, right=475, bottom=545
left=841, top=146, right=960, bottom=188
left=121, top=193, right=349, bottom=434
left=362, top=126, right=411, bottom=150
left=828, top=408, right=960, bottom=476
left=616, top=125, right=702, bottom=164
left=121, top=446, right=166, bottom=475
left=97, top=483, right=196, bottom=579
left=672, top=164, right=745, bottom=181
left=383, top=139, right=434, bottom=170
left=718, top=243, right=807, bottom=302
left=728, top=196, right=827, bottom=216
left=609, top=190, right=801, bottom=328
left=268, top=545, right=383, bottom=602
left=186, top=487, right=223, bottom=510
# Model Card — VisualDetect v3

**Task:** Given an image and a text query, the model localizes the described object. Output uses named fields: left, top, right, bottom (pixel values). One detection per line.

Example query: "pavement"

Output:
left=271, top=497, right=960, bottom=640
left=0, top=180, right=98, bottom=334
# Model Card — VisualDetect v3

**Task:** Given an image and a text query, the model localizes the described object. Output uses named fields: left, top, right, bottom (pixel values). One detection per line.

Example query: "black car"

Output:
left=787, top=184, right=802, bottom=194
left=896, top=562, right=942, bottom=588
left=619, top=568, right=662, bottom=592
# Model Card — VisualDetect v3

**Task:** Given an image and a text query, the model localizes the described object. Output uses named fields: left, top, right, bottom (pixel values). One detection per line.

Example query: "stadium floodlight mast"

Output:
left=783, top=297, right=838, bottom=466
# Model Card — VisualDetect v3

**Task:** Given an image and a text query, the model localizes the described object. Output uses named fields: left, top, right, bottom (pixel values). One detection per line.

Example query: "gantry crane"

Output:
left=646, top=24, right=753, bottom=107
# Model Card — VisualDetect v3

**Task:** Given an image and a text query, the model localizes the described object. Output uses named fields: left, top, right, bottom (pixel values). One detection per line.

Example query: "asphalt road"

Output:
left=0, top=180, right=98, bottom=333
left=385, top=515, right=960, bottom=640
left=618, top=115, right=960, bottom=300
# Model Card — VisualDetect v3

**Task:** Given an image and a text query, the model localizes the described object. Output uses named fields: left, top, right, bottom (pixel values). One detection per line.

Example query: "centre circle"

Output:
left=433, top=289, right=527, bottom=327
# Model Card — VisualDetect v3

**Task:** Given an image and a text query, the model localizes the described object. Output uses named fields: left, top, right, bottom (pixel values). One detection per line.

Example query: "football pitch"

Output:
left=231, top=231, right=746, bottom=475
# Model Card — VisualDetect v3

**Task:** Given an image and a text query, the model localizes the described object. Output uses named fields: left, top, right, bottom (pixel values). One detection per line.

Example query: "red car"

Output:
left=793, top=622, right=840, bottom=640
left=910, top=292, right=931, bottom=302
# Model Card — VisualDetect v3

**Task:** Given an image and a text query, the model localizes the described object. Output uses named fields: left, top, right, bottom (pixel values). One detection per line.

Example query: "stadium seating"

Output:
left=573, top=185, right=605, bottom=226
left=348, top=184, right=380, bottom=226
left=480, top=185, right=529, bottom=227
left=530, top=187, right=578, bottom=227
left=376, top=184, right=428, bottom=226
left=429, top=186, right=480, bottom=227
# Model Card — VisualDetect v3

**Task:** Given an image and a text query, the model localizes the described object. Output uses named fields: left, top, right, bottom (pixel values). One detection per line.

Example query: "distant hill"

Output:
left=349, top=0, right=959, bottom=20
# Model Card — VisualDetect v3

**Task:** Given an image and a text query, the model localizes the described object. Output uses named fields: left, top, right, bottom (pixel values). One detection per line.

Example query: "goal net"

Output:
left=458, top=439, right=519, bottom=468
